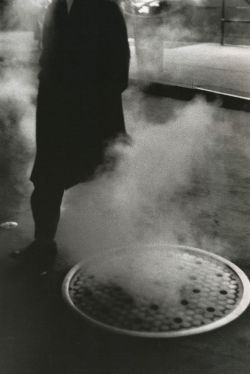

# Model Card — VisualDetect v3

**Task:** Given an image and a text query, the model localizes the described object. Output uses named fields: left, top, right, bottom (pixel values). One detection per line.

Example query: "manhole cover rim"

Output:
left=62, top=244, right=250, bottom=338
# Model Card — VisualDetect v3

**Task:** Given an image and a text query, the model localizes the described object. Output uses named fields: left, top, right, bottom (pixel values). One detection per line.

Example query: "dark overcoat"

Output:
left=31, top=0, right=130, bottom=189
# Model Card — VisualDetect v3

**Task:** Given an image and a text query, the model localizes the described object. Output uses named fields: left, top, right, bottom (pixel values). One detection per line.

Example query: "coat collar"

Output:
left=66, top=0, right=74, bottom=13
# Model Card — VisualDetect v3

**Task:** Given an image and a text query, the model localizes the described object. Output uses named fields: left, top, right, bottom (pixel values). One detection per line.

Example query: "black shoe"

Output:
left=10, top=240, right=58, bottom=261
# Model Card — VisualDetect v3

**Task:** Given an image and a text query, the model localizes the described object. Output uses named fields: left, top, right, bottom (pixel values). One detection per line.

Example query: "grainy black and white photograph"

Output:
left=0, top=1, right=250, bottom=373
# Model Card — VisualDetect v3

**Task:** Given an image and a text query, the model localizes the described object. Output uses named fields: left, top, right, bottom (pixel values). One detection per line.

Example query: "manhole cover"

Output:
left=62, top=244, right=250, bottom=337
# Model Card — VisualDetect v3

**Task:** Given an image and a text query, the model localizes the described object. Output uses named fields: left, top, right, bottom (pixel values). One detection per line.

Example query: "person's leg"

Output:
left=10, top=181, right=64, bottom=260
left=31, top=182, right=64, bottom=244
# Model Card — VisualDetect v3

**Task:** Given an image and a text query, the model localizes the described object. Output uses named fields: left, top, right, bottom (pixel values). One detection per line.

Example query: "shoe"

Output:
left=10, top=240, right=57, bottom=261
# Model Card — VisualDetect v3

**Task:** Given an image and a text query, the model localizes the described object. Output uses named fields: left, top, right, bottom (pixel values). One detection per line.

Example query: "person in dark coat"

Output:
left=11, top=0, right=130, bottom=262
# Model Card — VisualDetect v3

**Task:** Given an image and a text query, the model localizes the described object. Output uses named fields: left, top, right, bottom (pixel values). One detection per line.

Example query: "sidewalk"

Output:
left=130, top=41, right=250, bottom=99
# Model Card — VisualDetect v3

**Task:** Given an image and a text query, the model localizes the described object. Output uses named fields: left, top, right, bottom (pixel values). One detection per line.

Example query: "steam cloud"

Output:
left=0, top=31, right=36, bottom=220
left=58, top=95, right=250, bottom=265
left=57, top=93, right=250, bottom=302
left=129, top=0, right=221, bottom=81
left=2, top=0, right=50, bottom=30
left=59, top=97, right=214, bottom=258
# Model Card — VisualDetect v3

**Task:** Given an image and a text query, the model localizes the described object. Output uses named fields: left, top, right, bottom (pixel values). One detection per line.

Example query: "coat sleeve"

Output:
left=101, top=2, right=130, bottom=93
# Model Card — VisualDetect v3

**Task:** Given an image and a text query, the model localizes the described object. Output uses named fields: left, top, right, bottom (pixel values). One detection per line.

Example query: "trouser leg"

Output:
left=31, top=182, right=64, bottom=242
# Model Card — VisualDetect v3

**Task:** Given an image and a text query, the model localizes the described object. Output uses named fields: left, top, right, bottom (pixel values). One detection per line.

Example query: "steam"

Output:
left=56, top=96, right=232, bottom=301
left=85, top=245, right=192, bottom=305
left=130, top=0, right=220, bottom=80
left=2, top=0, right=51, bottom=30
left=0, top=32, right=36, bottom=220
left=0, top=67, right=36, bottom=148
left=57, top=98, right=219, bottom=257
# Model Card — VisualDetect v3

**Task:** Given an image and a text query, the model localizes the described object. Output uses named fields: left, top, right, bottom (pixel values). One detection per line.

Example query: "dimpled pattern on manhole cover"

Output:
left=63, top=244, right=250, bottom=337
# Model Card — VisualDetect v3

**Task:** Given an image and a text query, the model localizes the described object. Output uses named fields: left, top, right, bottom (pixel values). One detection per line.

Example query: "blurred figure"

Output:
left=11, top=0, right=130, bottom=266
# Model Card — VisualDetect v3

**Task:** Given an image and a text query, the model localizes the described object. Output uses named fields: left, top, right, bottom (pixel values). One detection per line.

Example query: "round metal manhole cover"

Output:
left=62, top=244, right=250, bottom=337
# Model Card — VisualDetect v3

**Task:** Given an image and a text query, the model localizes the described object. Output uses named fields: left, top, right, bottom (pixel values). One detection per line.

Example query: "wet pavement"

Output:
left=1, top=31, right=250, bottom=374
left=130, top=41, right=250, bottom=99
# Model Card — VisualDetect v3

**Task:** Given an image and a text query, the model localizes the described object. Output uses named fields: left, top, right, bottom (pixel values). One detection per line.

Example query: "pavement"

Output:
left=130, top=41, right=250, bottom=99
left=1, top=31, right=250, bottom=374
